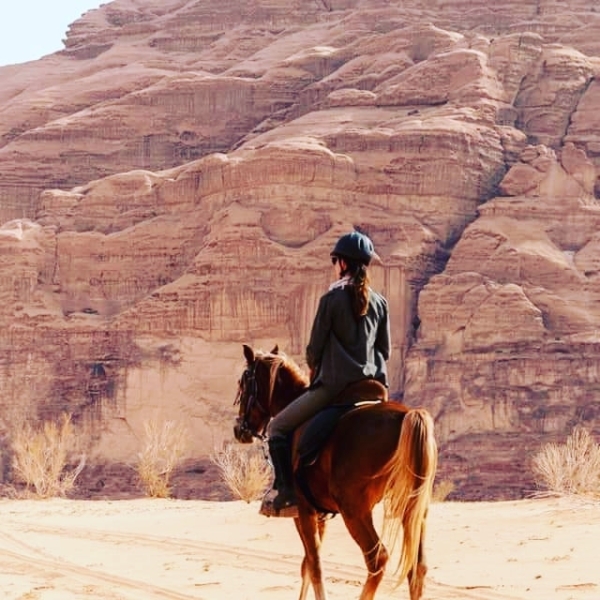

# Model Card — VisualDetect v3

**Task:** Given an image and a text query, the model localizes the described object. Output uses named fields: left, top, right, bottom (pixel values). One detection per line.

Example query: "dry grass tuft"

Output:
left=10, top=414, right=84, bottom=498
left=211, top=442, right=271, bottom=502
left=136, top=417, right=187, bottom=498
left=432, top=479, right=455, bottom=502
left=532, top=426, right=600, bottom=498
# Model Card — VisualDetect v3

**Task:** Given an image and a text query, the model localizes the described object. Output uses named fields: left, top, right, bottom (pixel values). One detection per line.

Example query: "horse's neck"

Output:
left=271, top=378, right=308, bottom=416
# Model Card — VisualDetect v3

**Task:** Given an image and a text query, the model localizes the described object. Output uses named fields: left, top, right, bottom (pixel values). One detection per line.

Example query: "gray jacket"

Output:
left=306, top=283, right=390, bottom=396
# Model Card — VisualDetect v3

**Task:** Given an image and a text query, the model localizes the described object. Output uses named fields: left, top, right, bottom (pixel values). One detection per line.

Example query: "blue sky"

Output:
left=0, top=1, right=105, bottom=66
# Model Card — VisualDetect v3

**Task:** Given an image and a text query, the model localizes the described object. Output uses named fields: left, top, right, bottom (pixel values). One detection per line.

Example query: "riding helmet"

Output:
left=331, top=231, right=375, bottom=265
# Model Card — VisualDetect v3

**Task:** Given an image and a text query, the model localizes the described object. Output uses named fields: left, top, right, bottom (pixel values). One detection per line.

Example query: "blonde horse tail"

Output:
left=381, top=408, right=437, bottom=586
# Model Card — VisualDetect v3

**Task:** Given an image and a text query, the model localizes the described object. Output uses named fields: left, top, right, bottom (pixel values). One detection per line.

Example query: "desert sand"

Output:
left=0, top=496, right=598, bottom=599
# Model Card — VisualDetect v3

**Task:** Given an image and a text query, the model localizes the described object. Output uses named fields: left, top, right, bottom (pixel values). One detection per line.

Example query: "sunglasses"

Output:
left=331, top=256, right=338, bottom=265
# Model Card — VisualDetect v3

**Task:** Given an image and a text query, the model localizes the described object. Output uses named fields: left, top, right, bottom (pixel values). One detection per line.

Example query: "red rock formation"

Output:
left=0, top=0, right=599, bottom=499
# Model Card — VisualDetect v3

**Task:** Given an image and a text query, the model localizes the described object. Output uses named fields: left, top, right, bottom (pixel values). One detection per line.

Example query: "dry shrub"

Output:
left=11, top=414, right=84, bottom=498
left=432, top=479, right=455, bottom=502
left=532, top=426, right=600, bottom=497
left=211, top=442, right=271, bottom=502
left=136, top=417, right=187, bottom=498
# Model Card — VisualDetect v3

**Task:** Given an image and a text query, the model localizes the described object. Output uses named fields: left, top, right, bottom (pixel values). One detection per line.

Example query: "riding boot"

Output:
left=260, top=436, right=298, bottom=518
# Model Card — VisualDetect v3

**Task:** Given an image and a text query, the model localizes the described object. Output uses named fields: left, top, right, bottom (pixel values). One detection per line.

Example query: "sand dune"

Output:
left=0, top=496, right=598, bottom=599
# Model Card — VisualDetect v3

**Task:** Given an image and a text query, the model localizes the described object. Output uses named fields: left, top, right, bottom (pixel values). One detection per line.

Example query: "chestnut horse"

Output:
left=233, top=344, right=437, bottom=600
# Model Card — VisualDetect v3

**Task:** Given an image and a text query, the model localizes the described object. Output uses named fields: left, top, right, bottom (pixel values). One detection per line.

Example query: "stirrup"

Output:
left=259, top=489, right=298, bottom=518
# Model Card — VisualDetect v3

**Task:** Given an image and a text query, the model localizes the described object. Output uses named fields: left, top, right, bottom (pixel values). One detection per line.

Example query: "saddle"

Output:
left=294, top=379, right=388, bottom=468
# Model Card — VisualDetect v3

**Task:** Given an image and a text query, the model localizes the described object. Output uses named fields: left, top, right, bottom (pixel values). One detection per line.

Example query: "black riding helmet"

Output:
left=331, top=231, right=375, bottom=266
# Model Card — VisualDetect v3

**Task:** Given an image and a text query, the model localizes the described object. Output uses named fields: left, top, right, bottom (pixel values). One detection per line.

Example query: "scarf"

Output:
left=329, top=275, right=351, bottom=291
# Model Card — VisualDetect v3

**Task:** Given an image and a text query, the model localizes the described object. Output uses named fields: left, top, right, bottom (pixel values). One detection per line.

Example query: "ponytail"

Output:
left=351, top=264, right=370, bottom=318
left=340, top=259, right=370, bottom=319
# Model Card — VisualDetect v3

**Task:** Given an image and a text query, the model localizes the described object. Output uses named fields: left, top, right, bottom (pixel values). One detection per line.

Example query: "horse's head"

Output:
left=233, top=343, right=309, bottom=443
left=233, top=344, right=279, bottom=443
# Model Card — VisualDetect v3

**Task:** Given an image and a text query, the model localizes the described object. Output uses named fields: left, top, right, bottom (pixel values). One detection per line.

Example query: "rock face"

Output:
left=0, top=0, right=600, bottom=499
left=405, top=142, right=600, bottom=498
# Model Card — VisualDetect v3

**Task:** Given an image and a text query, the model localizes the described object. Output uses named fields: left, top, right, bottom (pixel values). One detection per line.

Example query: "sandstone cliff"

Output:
left=1, top=0, right=600, bottom=499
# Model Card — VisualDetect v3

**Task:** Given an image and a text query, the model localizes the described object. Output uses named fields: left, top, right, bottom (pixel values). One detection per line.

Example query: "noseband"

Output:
left=235, top=360, right=271, bottom=440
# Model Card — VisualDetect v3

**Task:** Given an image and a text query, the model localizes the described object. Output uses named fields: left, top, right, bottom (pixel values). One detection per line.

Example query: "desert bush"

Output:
left=136, top=417, right=187, bottom=498
left=10, top=414, right=84, bottom=498
left=211, top=442, right=271, bottom=502
left=432, top=479, right=455, bottom=502
left=532, top=426, right=600, bottom=497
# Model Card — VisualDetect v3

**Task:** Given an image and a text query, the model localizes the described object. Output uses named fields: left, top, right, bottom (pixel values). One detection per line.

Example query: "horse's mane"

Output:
left=255, top=349, right=310, bottom=388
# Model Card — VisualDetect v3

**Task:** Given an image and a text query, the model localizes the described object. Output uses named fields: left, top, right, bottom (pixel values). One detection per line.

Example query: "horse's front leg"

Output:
left=294, top=510, right=328, bottom=600
left=298, top=555, right=310, bottom=600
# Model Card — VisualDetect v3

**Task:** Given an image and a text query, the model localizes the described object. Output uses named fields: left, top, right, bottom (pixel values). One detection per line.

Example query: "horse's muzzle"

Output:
left=233, top=420, right=253, bottom=444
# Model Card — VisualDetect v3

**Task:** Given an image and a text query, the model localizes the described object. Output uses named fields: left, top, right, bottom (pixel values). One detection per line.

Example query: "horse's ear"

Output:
left=242, top=344, right=255, bottom=364
left=271, top=344, right=279, bottom=355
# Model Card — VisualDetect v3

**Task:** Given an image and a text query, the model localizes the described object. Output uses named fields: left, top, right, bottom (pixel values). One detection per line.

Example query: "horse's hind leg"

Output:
left=295, top=512, right=328, bottom=600
left=340, top=510, right=388, bottom=600
left=407, top=520, right=427, bottom=600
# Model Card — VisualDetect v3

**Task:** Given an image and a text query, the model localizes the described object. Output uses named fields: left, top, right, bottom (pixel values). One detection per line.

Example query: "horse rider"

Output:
left=261, top=231, right=391, bottom=516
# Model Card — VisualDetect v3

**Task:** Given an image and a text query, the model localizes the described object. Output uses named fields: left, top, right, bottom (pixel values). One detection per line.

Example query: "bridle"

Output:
left=234, top=359, right=272, bottom=440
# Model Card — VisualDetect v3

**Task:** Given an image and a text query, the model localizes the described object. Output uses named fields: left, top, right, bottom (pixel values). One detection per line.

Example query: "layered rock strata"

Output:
left=0, top=0, right=599, bottom=498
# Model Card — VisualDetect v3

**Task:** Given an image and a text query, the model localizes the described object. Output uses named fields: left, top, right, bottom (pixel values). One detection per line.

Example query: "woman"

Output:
left=262, top=231, right=391, bottom=517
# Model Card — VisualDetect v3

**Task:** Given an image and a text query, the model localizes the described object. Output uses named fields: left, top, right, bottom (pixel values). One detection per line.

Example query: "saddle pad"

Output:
left=297, top=404, right=355, bottom=466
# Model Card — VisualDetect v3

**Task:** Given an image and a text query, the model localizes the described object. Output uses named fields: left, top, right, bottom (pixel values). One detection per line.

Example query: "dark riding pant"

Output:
left=267, top=385, right=332, bottom=438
